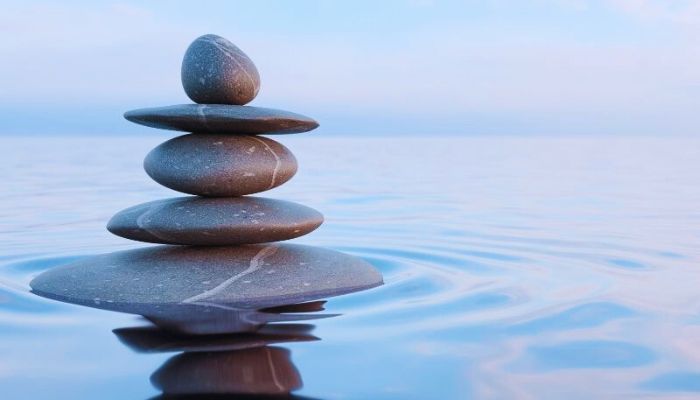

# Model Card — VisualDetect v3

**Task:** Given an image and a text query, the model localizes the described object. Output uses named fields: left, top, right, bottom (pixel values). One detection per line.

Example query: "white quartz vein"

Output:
left=249, top=136, right=281, bottom=189
left=181, top=245, right=279, bottom=305
left=135, top=203, right=177, bottom=243
left=196, top=104, right=210, bottom=130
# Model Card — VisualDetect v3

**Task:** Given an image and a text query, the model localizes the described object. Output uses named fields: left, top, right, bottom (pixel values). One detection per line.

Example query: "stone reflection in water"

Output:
left=152, top=347, right=302, bottom=397
left=31, top=244, right=382, bottom=334
left=115, top=319, right=321, bottom=353
left=117, top=320, right=323, bottom=397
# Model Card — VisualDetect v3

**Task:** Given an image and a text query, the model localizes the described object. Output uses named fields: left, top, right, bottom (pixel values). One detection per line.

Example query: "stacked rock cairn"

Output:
left=111, top=34, right=324, bottom=246
left=30, top=34, right=383, bottom=335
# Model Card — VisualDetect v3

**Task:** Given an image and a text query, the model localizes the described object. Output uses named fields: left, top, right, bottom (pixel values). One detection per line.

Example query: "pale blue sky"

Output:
left=1, top=0, right=699, bottom=135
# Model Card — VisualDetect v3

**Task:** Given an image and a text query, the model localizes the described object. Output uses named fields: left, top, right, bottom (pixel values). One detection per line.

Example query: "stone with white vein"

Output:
left=30, top=244, right=383, bottom=334
left=145, top=134, right=297, bottom=197
left=182, top=34, right=260, bottom=105
left=106, top=196, right=323, bottom=245
left=124, top=104, right=319, bottom=135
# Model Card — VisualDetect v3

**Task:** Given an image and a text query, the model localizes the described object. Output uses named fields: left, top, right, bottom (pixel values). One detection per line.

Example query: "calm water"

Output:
left=2, top=135, right=700, bottom=399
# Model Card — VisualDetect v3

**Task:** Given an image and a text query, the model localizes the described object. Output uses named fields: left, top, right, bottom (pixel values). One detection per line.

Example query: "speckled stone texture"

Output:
left=152, top=347, right=301, bottom=396
left=106, top=196, right=323, bottom=245
left=144, top=134, right=297, bottom=197
left=30, top=244, right=383, bottom=334
left=181, top=34, right=260, bottom=105
left=124, top=104, right=319, bottom=135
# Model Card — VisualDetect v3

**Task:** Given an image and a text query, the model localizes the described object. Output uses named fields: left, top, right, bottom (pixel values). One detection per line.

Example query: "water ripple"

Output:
left=3, top=136, right=700, bottom=398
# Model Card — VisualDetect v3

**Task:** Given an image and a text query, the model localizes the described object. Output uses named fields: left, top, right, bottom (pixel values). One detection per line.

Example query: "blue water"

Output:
left=1, top=135, right=700, bottom=399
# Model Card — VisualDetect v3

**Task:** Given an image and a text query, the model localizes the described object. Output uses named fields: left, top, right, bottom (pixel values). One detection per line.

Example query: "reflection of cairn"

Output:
left=153, top=347, right=302, bottom=396
left=30, top=34, right=383, bottom=335
left=116, top=322, right=319, bottom=397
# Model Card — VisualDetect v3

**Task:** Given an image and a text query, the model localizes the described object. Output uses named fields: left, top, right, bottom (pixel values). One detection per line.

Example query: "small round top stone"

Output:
left=181, top=34, right=261, bottom=105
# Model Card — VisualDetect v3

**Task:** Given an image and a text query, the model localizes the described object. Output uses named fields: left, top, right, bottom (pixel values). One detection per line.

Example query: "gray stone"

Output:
left=30, top=244, right=383, bottom=334
left=181, top=34, right=260, bottom=105
left=124, top=104, right=319, bottom=134
left=144, top=134, right=297, bottom=197
left=106, top=196, right=323, bottom=245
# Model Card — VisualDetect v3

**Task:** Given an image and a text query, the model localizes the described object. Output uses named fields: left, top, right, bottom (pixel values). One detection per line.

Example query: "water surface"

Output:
left=1, top=135, right=700, bottom=399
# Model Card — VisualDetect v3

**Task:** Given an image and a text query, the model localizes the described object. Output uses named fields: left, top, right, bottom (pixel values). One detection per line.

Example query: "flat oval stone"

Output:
left=145, top=134, right=297, bottom=197
left=124, top=104, right=319, bottom=135
left=30, top=244, right=384, bottom=334
left=181, top=34, right=260, bottom=105
left=107, top=196, right=323, bottom=245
